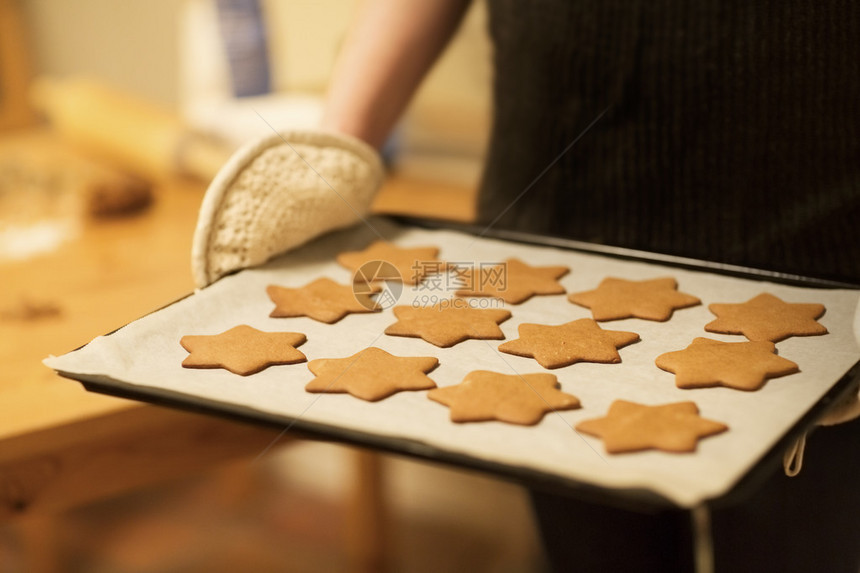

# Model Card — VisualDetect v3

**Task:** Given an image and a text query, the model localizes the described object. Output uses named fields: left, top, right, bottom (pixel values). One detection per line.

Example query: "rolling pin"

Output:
left=30, top=77, right=232, bottom=182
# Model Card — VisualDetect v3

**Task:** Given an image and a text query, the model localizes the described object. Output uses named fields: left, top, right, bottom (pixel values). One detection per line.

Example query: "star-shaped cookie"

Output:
left=454, top=258, right=569, bottom=304
left=267, top=277, right=380, bottom=323
left=427, top=370, right=581, bottom=425
left=576, top=400, right=728, bottom=454
left=568, top=277, right=701, bottom=321
left=337, top=241, right=443, bottom=285
left=306, top=347, right=439, bottom=401
left=704, top=292, right=827, bottom=342
left=498, top=318, right=639, bottom=369
left=384, top=303, right=511, bottom=347
left=656, top=337, right=800, bottom=391
left=180, top=325, right=307, bottom=376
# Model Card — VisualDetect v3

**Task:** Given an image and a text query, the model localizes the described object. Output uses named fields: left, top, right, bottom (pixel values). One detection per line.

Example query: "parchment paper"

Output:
left=45, top=219, right=860, bottom=507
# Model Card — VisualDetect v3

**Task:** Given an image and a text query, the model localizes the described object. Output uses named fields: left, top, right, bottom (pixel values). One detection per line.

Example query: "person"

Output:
left=193, top=1, right=860, bottom=571
left=321, top=0, right=860, bottom=284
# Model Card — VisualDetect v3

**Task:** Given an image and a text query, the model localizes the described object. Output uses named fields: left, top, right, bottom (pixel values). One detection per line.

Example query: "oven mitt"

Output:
left=783, top=385, right=860, bottom=476
left=191, top=131, right=384, bottom=288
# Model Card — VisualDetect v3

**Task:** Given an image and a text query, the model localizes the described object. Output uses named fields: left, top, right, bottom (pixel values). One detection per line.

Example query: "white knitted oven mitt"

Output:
left=191, top=130, right=384, bottom=288
left=783, top=385, right=860, bottom=476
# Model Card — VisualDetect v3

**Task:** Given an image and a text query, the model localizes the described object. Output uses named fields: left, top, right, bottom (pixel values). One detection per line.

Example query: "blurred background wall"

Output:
left=20, top=0, right=493, bottom=185
left=22, top=0, right=181, bottom=107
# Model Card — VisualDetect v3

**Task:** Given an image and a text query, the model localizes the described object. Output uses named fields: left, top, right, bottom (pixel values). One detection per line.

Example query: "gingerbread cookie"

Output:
left=306, top=347, right=438, bottom=401
left=569, top=277, right=701, bottom=321
left=576, top=400, right=728, bottom=454
left=656, top=337, right=800, bottom=391
left=180, top=325, right=306, bottom=376
left=454, top=258, right=569, bottom=304
left=337, top=241, right=443, bottom=285
left=384, top=302, right=511, bottom=347
left=267, top=277, right=380, bottom=323
left=705, top=292, right=827, bottom=342
left=498, top=318, right=639, bottom=369
left=427, top=370, right=581, bottom=425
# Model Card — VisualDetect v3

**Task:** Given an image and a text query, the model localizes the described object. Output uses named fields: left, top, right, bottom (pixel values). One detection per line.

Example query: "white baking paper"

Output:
left=45, top=219, right=860, bottom=507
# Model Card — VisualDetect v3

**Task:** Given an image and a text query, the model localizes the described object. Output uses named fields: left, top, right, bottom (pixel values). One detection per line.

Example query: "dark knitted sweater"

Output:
left=479, top=0, right=860, bottom=284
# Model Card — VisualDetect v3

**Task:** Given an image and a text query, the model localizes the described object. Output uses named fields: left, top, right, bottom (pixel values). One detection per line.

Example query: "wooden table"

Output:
left=0, top=131, right=476, bottom=570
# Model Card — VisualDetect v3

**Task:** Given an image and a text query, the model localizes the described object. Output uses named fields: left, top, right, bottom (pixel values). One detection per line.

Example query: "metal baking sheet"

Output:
left=45, top=217, right=860, bottom=509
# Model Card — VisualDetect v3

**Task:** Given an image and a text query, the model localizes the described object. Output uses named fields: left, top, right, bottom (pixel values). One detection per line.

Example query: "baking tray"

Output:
left=46, top=216, right=860, bottom=511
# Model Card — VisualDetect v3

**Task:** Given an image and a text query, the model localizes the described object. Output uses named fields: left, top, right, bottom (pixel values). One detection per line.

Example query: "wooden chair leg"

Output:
left=345, top=449, right=387, bottom=573
left=16, top=513, right=58, bottom=573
